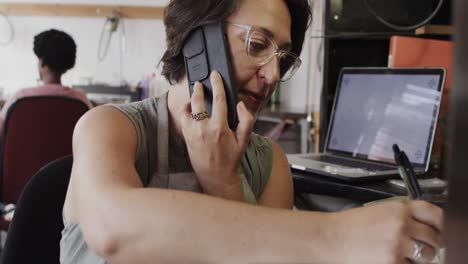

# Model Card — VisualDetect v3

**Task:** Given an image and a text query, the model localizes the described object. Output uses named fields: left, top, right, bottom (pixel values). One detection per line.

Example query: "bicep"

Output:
left=69, top=106, right=143, bottom=223
left=257, top=142, right=294, bottom=209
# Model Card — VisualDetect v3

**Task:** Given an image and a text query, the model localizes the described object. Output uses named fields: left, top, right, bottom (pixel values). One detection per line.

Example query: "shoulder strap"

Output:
left=148, top=93, right=169, bottom=188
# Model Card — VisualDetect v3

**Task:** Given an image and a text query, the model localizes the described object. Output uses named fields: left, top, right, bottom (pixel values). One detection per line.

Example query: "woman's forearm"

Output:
left=87, top=188, right=339, bottom=264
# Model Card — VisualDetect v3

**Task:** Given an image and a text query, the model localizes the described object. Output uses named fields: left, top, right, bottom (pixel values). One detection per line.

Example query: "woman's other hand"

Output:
left=331, top=200, right=444, bottom=264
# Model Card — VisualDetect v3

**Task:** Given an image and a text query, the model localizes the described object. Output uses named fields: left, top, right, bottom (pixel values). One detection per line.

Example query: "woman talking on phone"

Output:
left=60, top=0, right=444, bottom=263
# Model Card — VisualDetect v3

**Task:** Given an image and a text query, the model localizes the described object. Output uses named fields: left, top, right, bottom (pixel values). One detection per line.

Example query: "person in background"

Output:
left=61, top=0, right=443, bottom=263
left=0, top=29, right=92, bottom=134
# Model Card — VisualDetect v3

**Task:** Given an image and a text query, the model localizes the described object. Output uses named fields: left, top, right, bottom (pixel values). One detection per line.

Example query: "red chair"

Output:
left=0, top=96, right=89, bottom=204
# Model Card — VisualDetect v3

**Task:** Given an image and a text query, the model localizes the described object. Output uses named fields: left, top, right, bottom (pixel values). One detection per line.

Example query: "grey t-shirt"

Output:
left=60, top=93, right=274, bottom=263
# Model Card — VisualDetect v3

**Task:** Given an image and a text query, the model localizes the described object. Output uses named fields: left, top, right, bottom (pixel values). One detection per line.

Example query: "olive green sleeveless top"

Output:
left=60, top=92, right=274, bottom=264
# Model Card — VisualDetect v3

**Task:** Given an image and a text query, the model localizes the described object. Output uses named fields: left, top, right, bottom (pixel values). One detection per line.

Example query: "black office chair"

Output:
left=1, top=155, right=73, bottom=264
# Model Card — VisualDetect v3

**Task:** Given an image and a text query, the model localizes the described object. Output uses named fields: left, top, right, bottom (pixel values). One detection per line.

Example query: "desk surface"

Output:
left=293, top=169, right=447, bottom=211
left=292, top=169, right=406, bottom=203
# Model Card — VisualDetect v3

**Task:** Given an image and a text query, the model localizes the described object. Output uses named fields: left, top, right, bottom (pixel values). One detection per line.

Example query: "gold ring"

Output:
left=192, top=111, right=209, bottom=121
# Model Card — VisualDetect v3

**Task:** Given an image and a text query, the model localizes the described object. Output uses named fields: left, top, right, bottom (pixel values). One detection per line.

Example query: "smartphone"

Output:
left=182, top=22, right=239, bottom=129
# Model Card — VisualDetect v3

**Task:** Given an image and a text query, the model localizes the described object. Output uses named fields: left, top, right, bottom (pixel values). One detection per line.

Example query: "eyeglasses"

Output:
left=228, top=23, right=302, bottom=82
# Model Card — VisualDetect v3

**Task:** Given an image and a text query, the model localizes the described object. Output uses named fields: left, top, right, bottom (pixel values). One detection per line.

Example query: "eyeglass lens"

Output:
left=246, top=30, right=299, bottom=81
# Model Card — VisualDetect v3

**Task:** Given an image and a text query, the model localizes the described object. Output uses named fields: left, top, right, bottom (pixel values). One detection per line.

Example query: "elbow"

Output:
left=77, top=206, right=127, bottom=262
left=77, top=195, right=139, bottom=262
left=84, top=223, right=122, bottom=261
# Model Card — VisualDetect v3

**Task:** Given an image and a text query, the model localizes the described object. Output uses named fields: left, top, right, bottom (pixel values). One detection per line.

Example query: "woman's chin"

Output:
left=238, top=95, right=265, bottom=115
left=240, top=99, right=261, bottom=116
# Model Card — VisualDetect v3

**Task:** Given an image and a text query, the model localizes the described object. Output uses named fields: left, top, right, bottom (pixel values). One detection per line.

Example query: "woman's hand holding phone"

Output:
left=180, top=71, right=254, bottom=201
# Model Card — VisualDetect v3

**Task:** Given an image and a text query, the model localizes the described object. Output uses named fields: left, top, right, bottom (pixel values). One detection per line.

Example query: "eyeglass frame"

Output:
left=227, top=22, right=302, bottom=82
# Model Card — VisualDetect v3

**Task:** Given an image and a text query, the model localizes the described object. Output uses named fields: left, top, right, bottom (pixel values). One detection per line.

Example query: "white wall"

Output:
left=0, top=0, right=169, bottom=97
left=0, top=0, right=170, bottom=7
left=0, top=0, right=323, bottom=112
left=281, top=0, right=324, bottom=113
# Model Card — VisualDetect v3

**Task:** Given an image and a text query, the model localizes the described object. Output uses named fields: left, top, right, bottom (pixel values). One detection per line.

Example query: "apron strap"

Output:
left=149, top=93, right=169, bottom=188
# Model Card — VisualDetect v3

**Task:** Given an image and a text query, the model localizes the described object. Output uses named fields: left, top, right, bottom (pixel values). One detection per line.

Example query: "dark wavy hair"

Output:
left=160, top=0, right=312, bottom=84
left=33, top=29, right=77, bottom=74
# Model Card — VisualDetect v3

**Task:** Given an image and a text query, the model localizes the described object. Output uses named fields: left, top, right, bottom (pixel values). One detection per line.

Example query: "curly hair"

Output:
left=33, top=29, right=77, bottom=74
left=160, top=0, right=312, bottom=84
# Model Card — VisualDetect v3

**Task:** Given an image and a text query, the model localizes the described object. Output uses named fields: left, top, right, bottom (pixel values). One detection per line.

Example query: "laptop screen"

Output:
left=326, top=68, right=445, bottom=170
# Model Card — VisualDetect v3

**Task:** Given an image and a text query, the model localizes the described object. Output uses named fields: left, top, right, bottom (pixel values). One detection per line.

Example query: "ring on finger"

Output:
left=413, top=241, right=424, bottom=260
left=192, top=111, right=209, bottom=121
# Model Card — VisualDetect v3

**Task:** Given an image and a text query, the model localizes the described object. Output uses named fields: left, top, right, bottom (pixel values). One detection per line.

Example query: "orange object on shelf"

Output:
left=389, top=36, right=453, bottom=96
left=389, top=36, right=453, bottom=163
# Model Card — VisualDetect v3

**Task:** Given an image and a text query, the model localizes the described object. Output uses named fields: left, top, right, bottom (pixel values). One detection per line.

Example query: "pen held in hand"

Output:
left=392, top=144, right=423, bottom=200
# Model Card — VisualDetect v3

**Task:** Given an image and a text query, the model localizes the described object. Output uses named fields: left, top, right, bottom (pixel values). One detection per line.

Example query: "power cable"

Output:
left=0, top=11, right=14, bottom=46
left=363, top=0, right=445, bottom=31
left=98, top=11, right=121, bottom=61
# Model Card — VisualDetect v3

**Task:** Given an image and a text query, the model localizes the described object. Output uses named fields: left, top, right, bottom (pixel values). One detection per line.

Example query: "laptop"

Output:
left=288, top=67, right=446, bottom=182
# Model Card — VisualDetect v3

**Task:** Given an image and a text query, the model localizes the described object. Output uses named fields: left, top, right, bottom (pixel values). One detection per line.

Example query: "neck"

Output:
left=41, top=72, right=62, bottom=85
left=167, top=78, right=191, bottom=140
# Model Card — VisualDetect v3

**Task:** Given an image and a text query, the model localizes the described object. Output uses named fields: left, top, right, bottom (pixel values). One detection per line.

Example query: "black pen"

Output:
left=392, top=144, right=422, bottom=200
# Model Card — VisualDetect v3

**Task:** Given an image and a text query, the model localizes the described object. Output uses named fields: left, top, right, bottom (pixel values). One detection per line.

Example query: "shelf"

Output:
left=416, top=25, right=453, bottom=36
left=0, top=3, right=164, bottom=19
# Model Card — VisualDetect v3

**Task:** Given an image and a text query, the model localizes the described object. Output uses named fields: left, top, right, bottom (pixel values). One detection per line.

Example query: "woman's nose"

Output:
left=259, top=56, right=280, bottom=85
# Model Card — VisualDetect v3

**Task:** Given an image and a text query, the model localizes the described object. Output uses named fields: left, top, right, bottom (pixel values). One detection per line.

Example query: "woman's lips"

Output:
left=239, top=90, right=267, bottom=110
left=248, top=94, right=260, bottom=103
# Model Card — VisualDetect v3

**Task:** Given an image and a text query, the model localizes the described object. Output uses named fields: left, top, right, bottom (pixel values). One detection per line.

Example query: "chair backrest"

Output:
left=0, top=96, right=88, bottom=203
left=1, top=155, right=73, bottom=264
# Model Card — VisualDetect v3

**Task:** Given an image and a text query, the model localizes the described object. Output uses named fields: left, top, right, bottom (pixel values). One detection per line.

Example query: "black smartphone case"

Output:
left=183, top=22, right=239, bottom=129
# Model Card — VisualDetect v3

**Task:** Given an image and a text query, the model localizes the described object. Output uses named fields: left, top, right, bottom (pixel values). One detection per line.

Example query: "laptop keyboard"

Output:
left=311, top=155, right=395, bottom=172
